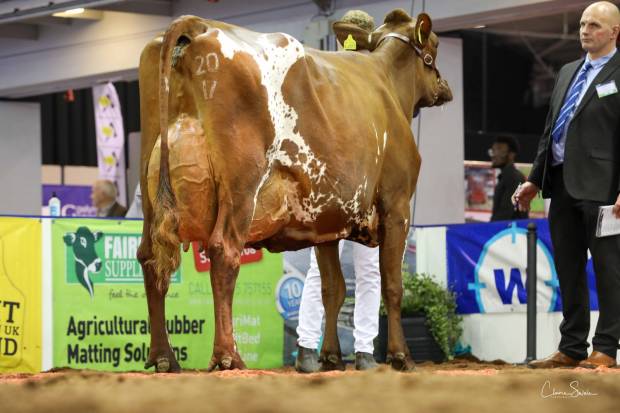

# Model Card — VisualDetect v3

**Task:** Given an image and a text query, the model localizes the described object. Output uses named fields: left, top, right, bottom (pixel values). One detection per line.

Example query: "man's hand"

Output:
left=613, top=193, right=620, bottom=219
left=511, top=181, right=539, bottom=212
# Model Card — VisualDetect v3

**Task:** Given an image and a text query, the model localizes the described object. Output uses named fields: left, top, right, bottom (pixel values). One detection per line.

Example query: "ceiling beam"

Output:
left=483, top=29, right=579, bottom=41
left=0, top=0, right=122, bottom=25
left=434, top=0, right=594, bottom=32
left=94, top=0, right=172, bottom=17
left=0, top=23, right=38, bottom=40
left=24, top=16, right=73, bottom=27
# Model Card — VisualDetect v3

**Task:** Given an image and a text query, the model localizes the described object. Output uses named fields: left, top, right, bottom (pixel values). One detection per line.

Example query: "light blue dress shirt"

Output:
left=552, top=48, right=617, bottom=165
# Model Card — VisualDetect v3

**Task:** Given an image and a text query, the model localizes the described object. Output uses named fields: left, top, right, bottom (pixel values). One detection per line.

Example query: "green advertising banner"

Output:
left=51, top=218, right=283, bottom=371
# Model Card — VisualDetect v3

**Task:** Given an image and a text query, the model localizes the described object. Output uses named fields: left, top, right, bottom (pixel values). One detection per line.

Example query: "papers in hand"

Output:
left=596, top=205, right=620, bottom=237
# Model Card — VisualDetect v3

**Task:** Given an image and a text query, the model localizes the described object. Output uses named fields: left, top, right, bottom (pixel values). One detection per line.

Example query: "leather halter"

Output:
left=376, top=32, right=435, bottom=69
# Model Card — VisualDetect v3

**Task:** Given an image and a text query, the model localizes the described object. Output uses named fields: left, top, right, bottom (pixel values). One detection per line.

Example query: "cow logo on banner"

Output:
left=63, top=227, right=180, bottom=297
left=93, top=82, right=127, bottom=207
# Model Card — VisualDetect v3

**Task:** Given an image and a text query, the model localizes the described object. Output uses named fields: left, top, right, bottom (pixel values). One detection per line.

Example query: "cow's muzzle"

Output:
left=433, top=78, right=453, bottom=106
left=89, top=258, right=102, bottom=273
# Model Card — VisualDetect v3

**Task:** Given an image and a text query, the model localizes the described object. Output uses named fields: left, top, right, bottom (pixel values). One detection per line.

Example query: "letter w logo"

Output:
left=494, top=268, right=527, bottom=304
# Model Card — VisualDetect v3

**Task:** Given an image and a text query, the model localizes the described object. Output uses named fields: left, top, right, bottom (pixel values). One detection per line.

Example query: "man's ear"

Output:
left=413, top=13, right=432, bottom=48
left=332, top=22, right=372, bottom=51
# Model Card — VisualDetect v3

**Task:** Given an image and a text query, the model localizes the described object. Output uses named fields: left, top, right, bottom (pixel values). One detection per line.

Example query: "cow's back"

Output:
left=143, top=17, right=419, bottom=252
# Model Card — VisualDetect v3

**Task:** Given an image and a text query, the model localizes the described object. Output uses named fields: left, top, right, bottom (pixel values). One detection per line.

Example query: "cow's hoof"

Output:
left=145, top=355, right=181, bottom=373
left=295, top=346, right=319, bottom=373
left=319, top=353, right=345, bottom=371
left=206, top=352, right=247, bottom=371
left=386, top=352, right=416, bottom=372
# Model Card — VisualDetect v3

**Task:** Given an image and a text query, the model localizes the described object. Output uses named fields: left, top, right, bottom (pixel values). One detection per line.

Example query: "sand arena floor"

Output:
left=1, top=360, right=619, bottom=413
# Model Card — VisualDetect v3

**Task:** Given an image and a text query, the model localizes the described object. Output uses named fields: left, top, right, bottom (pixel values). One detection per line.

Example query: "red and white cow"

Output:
left=137, top=8, right=452, bottom=372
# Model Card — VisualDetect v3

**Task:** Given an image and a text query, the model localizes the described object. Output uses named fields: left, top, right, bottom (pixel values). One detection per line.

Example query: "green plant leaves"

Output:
left=380, top=272, right=463, bottom=360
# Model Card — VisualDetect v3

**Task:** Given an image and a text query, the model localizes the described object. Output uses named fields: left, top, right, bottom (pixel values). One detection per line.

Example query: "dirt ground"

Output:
left=1, top=360, right=619, bottom=413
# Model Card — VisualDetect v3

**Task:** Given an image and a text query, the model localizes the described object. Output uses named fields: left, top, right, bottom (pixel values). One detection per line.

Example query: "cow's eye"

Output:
left=80, top=237, right=87, bottom=248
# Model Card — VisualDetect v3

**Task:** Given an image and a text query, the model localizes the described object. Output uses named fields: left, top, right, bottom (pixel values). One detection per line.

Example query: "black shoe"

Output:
left=355, top=352, right=378, bottom=371
left=295, top=346, right=319, bottom=373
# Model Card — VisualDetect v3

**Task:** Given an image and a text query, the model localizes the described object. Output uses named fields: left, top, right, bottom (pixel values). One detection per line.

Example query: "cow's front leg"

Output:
left=137, top=237, right=180, bottom=373
left=315, top=242, right=346, bottom=371
left=380, top=203, right=415, bottom=372
left=206, top=237, right=246, bottom=371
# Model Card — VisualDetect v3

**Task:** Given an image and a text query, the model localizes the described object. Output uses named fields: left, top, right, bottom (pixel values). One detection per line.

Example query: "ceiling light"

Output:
left=51, top=8, right=102, bottom=20
left=52, top=8, right=85, bottom=18
left=473, top=25, right=486, bottom=29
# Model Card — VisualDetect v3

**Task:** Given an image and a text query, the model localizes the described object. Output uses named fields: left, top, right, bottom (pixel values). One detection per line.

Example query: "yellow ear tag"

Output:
left=343, top=34, right=357, bottom=51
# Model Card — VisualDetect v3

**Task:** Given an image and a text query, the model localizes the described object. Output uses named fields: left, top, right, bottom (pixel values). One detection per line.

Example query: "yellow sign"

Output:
left=343, top=34, right=357, bottom=51
left=0, top=218, right=41, bottom=373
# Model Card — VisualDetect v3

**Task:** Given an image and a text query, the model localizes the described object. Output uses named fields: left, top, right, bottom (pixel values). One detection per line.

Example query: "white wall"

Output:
left=413, top=37, right=464, bottom=226
left=0, top=101, right=41, bottom=215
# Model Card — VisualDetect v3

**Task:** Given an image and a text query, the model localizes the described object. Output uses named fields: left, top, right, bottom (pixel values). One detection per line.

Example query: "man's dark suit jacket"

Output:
left=529, top=51, right=620, bottom=203
left=106, top=201, right=127, bottom=218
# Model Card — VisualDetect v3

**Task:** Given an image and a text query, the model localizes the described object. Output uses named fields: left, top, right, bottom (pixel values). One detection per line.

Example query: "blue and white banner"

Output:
left=93, top=82, right=127, bottom=207
left=446, top=219, right=599, bottom=314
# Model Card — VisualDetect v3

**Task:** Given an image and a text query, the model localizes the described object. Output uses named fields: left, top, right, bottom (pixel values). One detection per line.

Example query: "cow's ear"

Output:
left=63, top=233, right=76, bottom=246
left=384, top=9, right=412, bottom=25
left=332, top=22, right=372, bottom=51
left=93, top=232, right=103, bottom=242
left=413, top=13, right=432, bottom=47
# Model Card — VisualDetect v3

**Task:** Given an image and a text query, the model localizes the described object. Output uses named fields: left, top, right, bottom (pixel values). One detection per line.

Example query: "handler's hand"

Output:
left=511, top=181, right=539, bottom=212
left=613, top=193, right=620, bottom=219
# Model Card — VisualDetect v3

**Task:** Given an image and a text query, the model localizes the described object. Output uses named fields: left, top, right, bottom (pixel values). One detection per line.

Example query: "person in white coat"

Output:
left=295, top=241, right=381, bottom=372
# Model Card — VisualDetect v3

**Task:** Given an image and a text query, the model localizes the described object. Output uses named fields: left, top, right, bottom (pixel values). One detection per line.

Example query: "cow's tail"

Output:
left=150, top=16, right=208, bottom=292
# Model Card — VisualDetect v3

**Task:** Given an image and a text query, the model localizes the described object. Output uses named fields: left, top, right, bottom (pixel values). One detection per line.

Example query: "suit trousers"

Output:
left=296, top=241, right=381, bottom=354
left=548, top=165, right=620, bottom=359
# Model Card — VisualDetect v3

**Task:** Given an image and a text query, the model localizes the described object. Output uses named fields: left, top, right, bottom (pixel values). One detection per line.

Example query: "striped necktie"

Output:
left=551, top=62, right=592, bottom=143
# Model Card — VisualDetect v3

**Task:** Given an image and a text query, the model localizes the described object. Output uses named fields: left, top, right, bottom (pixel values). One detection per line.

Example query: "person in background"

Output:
left=91, top=179, right=127, bottom=217
left=488, top=136, right=528, bottom=221
left=514, top=1, right=620, bottom=369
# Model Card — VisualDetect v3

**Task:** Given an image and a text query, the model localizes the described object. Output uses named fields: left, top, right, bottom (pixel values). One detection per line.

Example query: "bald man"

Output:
left=514, top=1, right=620, bottom=368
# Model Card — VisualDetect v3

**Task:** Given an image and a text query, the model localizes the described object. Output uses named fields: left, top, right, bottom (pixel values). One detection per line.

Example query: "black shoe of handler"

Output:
left=355, top=352, right=379, bottom=371
left=295, top=346, right=320, bottom=373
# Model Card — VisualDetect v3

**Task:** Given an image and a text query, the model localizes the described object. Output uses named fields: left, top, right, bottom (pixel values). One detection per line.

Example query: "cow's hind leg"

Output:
left=137, top=233, right=180, bottom=373
left=206, top=235, right=246, bottom=371
left=380, top=201, right=415, bottom=371
left=315, top=242, right=346, bottom=371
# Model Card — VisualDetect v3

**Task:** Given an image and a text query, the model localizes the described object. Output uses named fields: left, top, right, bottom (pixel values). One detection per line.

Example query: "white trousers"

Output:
left=296, top=241, right=380, bottom=354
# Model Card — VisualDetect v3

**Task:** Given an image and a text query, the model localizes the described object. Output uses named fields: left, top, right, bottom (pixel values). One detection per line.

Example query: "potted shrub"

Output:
left=377, top=272, right=463, bottom=363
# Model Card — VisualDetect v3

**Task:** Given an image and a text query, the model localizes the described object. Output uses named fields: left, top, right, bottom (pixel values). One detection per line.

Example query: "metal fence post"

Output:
left=526, top=222, right=537, bottom=363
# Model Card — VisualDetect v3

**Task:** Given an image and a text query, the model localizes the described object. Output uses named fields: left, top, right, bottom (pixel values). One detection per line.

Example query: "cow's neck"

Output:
left=374, top=40, right=419, bottom=119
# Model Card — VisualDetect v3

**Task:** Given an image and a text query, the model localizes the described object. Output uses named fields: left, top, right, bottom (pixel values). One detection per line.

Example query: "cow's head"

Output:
left=334, top=9, right=453, bottom=110
left=64, top=227, right=103, bottom=297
